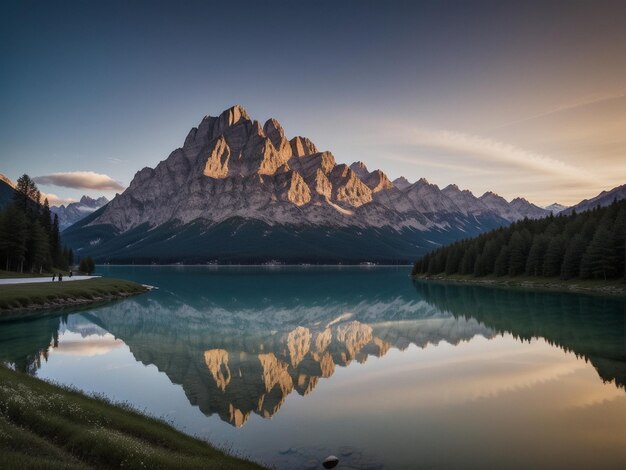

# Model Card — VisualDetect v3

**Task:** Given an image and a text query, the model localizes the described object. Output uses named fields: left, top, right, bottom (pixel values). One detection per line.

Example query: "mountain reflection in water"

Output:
left=1, top=267, right=625, bottom=432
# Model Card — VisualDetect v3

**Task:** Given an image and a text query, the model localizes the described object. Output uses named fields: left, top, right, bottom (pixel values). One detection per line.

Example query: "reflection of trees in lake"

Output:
left=0, top=315, right=63, bottom=374
left=413, top=280, right=626, bottom=389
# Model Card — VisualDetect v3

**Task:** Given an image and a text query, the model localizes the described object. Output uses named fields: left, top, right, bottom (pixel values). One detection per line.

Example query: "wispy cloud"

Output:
left=490, top=92, right=626, bottom=131
left=34, top=171, right=125, bottom=191
left=403, top=128, right=595, bottom=184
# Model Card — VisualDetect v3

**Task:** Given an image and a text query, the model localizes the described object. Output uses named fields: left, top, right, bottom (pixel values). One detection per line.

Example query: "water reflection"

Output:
left=1, top=268, right=625, bottom=432
left=413, top=281, right=626, bottom=389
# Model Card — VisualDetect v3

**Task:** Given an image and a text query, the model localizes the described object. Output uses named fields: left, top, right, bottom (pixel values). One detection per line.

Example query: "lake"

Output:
left=2, top=266, right=626, bottom=469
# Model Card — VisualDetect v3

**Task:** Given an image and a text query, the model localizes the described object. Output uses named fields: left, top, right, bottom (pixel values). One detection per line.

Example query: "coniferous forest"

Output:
left=0, top=174, right=73, bottom=273
left=412, top=199, right=626, bottom=281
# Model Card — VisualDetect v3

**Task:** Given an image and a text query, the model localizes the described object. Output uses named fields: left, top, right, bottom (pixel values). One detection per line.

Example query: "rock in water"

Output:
left=323, top=455, right=339, bottom=469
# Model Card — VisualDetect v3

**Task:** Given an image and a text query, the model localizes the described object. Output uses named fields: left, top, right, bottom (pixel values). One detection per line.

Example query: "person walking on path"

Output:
left=52, top=274, right=56, bottom=281
left=58, top=274, right=63, bottom=282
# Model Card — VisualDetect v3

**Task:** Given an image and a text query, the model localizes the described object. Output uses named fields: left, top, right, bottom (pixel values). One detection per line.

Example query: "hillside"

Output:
left=412, top=199, right=626, bottom=280
left=0, top=174, right=16, bottom=208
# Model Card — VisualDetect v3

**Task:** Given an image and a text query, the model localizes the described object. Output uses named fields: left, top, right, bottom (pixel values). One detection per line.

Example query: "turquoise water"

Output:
left=2, top=266, right=626, bottom=469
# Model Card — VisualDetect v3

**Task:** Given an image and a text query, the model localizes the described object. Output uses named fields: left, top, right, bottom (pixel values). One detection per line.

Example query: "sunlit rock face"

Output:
left=85, top=105, right=549, bottom=234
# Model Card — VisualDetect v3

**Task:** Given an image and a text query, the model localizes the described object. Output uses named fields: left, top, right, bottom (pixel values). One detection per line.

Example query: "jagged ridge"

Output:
left=62, top=106, right=551, bottom=261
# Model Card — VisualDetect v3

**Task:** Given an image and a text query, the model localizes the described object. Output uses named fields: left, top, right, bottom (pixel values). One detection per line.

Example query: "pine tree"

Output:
left=13, top=174, right=38, bottom=214
left=560, top=234, right=587, bottom=279
left=460, top=245, right=478, bottom=275
left=28, top=221, right=50, bottom=273
left=4, top=206, right=28, bottom=272
left=525, top=234, right=549, bottom=276
left=494, top=245, right=510, bottom=276
left=580, top=226, right=618, bottom=279
left=87, top=257, right=95, bottom=275
left=445, top=244, right=463, bottom=274
left=51, top=213, right=62, bottom=266
left=508, top=231, right=530, bottom=276
left=611, top=206, right=626, bottom=278
left=542, top=236, right=565, bottom=277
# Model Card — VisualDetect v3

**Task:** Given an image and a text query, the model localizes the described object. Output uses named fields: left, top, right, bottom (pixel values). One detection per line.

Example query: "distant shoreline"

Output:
left=412, top=274, right=626, bottom=297
left=94, top=263, right=414, bottom=267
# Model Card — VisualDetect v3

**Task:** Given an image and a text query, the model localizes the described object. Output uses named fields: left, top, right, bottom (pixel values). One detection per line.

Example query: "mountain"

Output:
left=544, top=203, right=567, bottom=214
left=62, top=105, right=551, bottom=263
left=0, top=174, right=17, bottom=208
left=479, top=192, right=549, bottom=222
left=562, top=183, right=626, bottom=215
left=51, top=195, right=109, bottom=229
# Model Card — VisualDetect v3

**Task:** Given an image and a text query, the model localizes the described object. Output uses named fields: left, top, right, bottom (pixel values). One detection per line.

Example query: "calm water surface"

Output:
left=2, top=266, right=626, bottom=469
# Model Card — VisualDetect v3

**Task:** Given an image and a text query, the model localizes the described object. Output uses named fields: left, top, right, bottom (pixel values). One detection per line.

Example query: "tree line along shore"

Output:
left=412, top=199, right=626, bottom=287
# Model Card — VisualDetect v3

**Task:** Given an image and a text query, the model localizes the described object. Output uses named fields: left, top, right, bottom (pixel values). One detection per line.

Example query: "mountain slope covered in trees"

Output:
left=0, top=175, right=73, bottom=273
left=412, top=199, right=626, bottom=281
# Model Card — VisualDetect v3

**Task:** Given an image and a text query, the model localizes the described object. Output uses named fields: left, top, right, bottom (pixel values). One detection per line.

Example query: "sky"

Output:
left=1, top=0, right=625, bottom=206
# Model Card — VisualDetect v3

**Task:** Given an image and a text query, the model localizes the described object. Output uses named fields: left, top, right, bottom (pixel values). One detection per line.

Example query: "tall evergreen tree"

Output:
left=13, top=174, right=38, bottom=214
left=542, top=236, right=565, bottom=277
left=581, top=226, right=618, bottom=279
left=27, top=221, right=50, bottom=273
left=508, top=231, right=530, bottom=276
left=4, top=206, right=29, bottom=272
left=560, top=234, right=587, bottom=279
left=525, top=234, right=549, bottom=276
left=494, top=245, right=510, bottom=276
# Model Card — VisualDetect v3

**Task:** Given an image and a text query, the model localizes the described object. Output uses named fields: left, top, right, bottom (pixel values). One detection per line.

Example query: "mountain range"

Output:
left=51, top=196, right=109, bottom=229
left=61, top=105, right=563, bottom=263
left=561, top=183, right=626, bottom=215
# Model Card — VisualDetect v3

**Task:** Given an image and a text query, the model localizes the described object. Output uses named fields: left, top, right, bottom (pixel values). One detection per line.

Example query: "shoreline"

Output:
left=0, top=366, right=264, bottom=469
left=412, top=274, right=626, bottom=297
left=0, top=278, right=150, bottom=317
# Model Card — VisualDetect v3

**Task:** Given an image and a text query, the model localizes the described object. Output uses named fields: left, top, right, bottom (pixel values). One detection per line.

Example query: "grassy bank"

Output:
left=0, top=278, right=148, bottom=314
left=0, top=366, right=264, bottom=469
left=413, top=273, right=626, bottom=296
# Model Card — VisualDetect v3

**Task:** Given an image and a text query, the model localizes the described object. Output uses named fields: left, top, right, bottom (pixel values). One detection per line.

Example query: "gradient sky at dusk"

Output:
left=1, top=0, right=625, bottom=206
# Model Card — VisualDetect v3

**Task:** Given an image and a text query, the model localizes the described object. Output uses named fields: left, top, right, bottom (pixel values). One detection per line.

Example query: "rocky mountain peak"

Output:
left=77, top=105, right=553, bottom=241
left=480, top=191, right=504, bottom=201
left=263, top=118, right=285, bottom=149
left=219, top=104, right=249, bottom=127
left=392, top=177, right=411, bottom=190
left=290, top=136, right=318, bottom=157
left=364, top=169, right=393, bottom=193
left=349, top=161, right=369, bottom=179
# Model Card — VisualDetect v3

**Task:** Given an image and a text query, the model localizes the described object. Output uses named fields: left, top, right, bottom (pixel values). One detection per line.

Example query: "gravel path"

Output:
left=0, top=276, right=100, bottom=285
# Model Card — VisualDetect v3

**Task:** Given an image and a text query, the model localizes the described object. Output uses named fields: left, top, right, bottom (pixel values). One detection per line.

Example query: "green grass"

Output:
left=413, top=273, right=626, bottom=296
left=0, top=278, right=148, bottom=313
left=0, top=366, right=264, bottom=469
